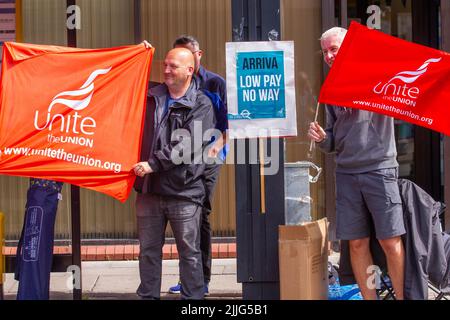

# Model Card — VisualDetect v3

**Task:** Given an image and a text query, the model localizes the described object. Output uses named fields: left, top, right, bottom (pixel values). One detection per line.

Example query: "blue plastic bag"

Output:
left=328, top=282, right=363, bottom=300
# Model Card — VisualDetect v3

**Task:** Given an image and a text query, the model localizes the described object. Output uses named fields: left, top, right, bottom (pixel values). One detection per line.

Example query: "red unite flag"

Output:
left=319, top=21, right=450, bottom=136
left=0, top=42, right=154, bottom=202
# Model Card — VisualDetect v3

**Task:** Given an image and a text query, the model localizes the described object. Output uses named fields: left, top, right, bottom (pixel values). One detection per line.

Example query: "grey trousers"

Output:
left=201, top=162, right=222, bottom=283
left=135, top=193, right=204, bottom=300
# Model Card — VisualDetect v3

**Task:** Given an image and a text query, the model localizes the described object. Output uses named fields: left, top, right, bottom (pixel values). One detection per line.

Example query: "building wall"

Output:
left=22, top=0, right=67, bottom=45
left=76, top=0, right=135, bottom=48
left=281, top=0, right=326, bottom=221
left=140, top=0, right=235, bottom=237
left=2, top=0, right=236, bottom=240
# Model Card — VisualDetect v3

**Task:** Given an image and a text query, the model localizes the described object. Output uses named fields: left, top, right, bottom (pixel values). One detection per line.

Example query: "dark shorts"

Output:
left=336, top=168, right=405, bottom=240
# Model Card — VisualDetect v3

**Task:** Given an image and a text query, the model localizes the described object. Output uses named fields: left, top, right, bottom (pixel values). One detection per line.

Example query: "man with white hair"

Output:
left=308, top=27, right=406, bottom=300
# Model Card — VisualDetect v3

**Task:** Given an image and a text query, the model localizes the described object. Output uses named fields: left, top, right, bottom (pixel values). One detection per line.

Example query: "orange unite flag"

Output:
left=0, top=42, right=154, bottom=202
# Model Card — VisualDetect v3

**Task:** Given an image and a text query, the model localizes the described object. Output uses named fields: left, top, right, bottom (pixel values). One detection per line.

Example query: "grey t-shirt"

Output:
left=318, top=105, right=398, bottom=173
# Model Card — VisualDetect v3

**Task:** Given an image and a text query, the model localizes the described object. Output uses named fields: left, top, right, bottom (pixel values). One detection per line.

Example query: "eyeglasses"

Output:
left=174, top=44, right=201, bottom=54
left=164, top=63, right=189, bottom=71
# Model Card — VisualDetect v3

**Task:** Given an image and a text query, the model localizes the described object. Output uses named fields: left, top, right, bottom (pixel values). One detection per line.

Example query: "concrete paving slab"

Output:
left=222, top=264, right=237, bottom=275
left=82, top=263, right=138, bottom=276
left=209, top=274, right=241, bottom=293
left=162, top=266, right=181, bottom=275
left=4, top=274, right=18, bottom=293
left=211, top=266, right=225, bottom=274
left=49, top=273, right=75, bottom=293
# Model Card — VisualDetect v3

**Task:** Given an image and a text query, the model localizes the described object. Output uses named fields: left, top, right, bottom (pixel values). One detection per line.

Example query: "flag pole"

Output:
left=308, top=101, right=321, bottom=156
left=259, top=138, right=266, bottom=214
left=67, top=0, right=82, bottom=301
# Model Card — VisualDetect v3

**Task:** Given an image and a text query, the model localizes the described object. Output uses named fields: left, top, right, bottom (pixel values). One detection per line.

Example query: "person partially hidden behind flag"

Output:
left=15, top=178, right=63, bottom=300
left=133, top=47, right=216, bottom=300
left=308, top=27, right=406, bottom=300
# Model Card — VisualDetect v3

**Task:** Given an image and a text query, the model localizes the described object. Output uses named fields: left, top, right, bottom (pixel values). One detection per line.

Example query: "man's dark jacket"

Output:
left=339, top=179, right=449, bottom=299
left=134, top=78, right=216, bottom=206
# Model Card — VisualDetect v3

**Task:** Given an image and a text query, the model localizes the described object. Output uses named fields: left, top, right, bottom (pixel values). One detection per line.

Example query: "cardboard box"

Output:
left=279, top=218, right=328, bottom=300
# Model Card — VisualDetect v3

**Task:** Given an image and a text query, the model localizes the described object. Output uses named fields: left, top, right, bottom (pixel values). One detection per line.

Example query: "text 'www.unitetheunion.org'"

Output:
left=1, top=147, right=122, bottom=173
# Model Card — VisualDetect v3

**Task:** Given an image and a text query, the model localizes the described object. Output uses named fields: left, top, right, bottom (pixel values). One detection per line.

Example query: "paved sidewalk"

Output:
left=2, top=258, right=242, bottom=300
left=3, top=253, right=340, bottom=300
left=5, top=252, right=442, bottom=300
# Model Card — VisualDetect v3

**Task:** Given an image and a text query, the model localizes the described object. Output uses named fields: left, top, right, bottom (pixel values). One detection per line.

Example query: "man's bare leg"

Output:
left=379, top=236, right=405, bottom=300
left=349, top=237, right=378, bottom=300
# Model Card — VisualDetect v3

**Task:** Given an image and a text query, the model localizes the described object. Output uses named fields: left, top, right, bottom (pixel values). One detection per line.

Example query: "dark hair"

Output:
left=173, top=35, right=200, bottom=49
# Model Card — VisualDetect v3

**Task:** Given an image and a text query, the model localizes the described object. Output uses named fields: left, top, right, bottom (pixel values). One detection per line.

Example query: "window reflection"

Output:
left=347, top=0, right=414, bottom=180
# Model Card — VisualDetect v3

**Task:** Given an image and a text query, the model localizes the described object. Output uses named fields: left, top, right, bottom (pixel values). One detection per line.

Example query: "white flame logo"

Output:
left=384, top=57, right=441, bottom=85
left=48, top=67, right=112, bottom=112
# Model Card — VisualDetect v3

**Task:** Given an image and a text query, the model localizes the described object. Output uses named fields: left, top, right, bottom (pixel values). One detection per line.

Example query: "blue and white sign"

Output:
left=235, top=51, right=285, bottom=119
left=226, top=41, right=297, bottom=139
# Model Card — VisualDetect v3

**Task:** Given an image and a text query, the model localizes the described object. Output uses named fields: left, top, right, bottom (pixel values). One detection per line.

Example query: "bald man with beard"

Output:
left=133, top=48, right=217, bottom=300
